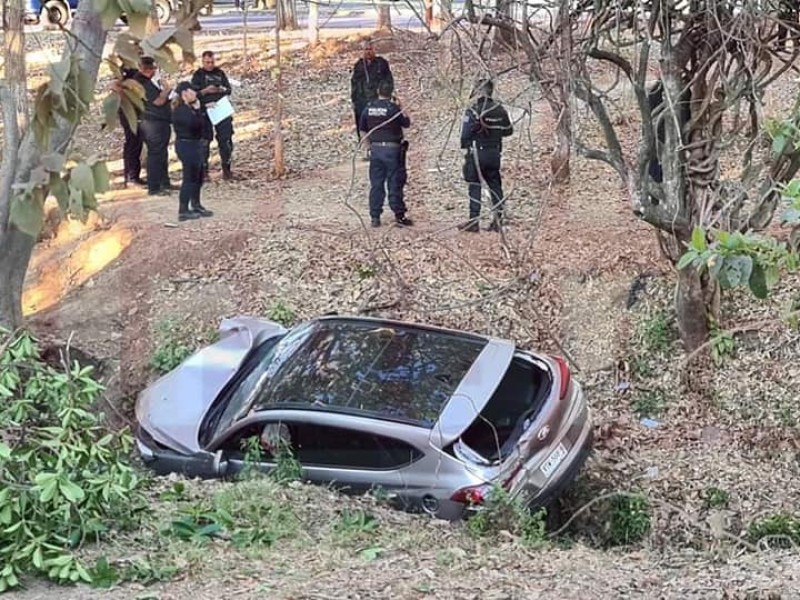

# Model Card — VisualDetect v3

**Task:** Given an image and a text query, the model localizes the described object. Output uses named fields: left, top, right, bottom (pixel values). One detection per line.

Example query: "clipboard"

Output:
left=207, top=96, right=235, bottom=125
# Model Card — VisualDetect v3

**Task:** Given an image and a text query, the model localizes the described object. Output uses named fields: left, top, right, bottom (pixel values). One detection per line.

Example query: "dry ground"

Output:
left=8, top=24, right=800, bottom=599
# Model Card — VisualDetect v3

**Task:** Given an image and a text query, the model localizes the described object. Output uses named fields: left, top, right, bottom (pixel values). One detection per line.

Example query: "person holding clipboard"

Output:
left=191, top=51, right=236, bottom=181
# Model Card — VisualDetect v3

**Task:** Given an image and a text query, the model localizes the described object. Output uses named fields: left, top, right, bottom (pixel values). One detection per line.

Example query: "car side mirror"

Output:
left=213, top=449, right=229, bottom=476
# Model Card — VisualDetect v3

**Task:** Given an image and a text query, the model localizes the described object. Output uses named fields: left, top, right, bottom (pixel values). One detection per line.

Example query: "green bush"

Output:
left=149, top=320, right=195, bottom=374
left=748, top=513, right=800, bottom=547
left=467, top=486, right=548, bottom=547
left=607, top=494, right=651, bottom=546
left=0, top=329, right=147, bottom=592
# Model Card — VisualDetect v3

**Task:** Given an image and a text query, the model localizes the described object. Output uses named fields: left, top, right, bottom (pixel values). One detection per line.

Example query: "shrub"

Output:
left=0, top=329, right=147, bottom=591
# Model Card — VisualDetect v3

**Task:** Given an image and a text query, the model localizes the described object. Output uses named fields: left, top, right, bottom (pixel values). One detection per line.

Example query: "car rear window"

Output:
left=457, top=356, right=550, bottom=462
left=253, top=320, right=486, bottom=425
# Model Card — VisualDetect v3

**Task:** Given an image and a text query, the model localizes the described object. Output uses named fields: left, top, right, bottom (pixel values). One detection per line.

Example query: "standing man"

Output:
left=120, top=65, right=144, bottom=187
left=359, top=80, right=413, bottom=228
left=459, top=79, right=513, bottom=233
left=350, top=39, right=393, bottom=153
left=133, top=57, right=173, bottom=197
left=191, top=50, right=235, bottom=181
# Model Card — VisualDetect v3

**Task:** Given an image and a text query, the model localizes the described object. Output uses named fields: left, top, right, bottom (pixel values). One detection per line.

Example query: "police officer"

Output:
left=359, top=80, right=413, bottom=228
left=191, top=50, right=235, bottom=180
left=133, top=57, right=173, bottom=197
left=120, top=66, right=144, bottom=187
left=351, top=39, right=393, bottom=150
left=459, top=78, right=513, bottom=232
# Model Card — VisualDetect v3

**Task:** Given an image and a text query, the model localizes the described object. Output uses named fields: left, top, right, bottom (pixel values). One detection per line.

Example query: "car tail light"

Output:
left=450, top=483, right=492, bottom=505
left=551, top=355, right=571, bottom=399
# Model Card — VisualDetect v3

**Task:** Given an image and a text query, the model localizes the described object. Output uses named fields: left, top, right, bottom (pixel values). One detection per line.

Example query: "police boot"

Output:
left=191, top=199, right=214, bottom=218
left=179, top=198, right=200, bottom=222
left=222, top=164, right=233, bottom=181
left=395, top=215, right=414, bottom=227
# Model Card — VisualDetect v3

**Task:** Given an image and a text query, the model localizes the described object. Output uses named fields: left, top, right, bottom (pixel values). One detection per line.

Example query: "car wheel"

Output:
left=42, top=0, right=70, bottom=27
left=156, top=0, right=172, bottom=25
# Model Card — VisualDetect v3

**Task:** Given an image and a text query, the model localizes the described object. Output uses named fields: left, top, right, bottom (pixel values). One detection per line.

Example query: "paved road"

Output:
left=193, top=2, right=430, bottom=31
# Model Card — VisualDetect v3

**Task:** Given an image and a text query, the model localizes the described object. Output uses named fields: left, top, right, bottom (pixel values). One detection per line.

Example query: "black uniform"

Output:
left=133, top=71, right=172, bottom=195
left=350, top=56, right=393, bottom=141
left=359, top=97, right=410, bottom=222
left=191, top=67, right=234, bottom=176
left=460, top=96, right=513, bottom=224
left=173, top=102, right=214, bottom=216
left=120, top=67, right=143, bottom=185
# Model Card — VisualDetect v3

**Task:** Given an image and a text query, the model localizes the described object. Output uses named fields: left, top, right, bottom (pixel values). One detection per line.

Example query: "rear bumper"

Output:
left=530, top=423, right=593, bottom=510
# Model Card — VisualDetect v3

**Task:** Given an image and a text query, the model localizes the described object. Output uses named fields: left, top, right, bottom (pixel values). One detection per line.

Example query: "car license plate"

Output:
left=540, top=443, right=568, bottom=477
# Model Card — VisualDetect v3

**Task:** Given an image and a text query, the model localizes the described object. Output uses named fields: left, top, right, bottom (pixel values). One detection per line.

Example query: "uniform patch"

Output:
left=368, top=107, right=389, bottom=116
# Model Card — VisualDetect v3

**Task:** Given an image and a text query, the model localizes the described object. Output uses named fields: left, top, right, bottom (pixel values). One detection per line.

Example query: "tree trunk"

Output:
left=0, top=1, right=109, bottom=329
left=549, top=0, right=572, bottom=184
left=377, top=4, right=391, bottom=30
left=273, top=0, right=285, bottom=176
left=307, top=0, right=319, bottom=46
left=432, top=0, right=451, bottom=31
left=676, top=258, right=710, bottom=352
left=278, top=0, right=297, bottom=29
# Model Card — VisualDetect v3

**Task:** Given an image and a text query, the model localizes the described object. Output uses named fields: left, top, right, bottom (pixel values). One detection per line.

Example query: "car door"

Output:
left=287, top=420, right=424, bottom=499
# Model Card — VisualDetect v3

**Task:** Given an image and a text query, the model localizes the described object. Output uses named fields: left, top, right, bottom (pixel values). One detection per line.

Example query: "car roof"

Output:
left=251, top=316, right=511, bottom=428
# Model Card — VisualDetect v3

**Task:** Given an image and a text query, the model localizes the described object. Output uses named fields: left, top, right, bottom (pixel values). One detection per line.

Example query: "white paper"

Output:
left=206, top=96, right=235, bottom=125
left=227, top=77, right=242, bottom=88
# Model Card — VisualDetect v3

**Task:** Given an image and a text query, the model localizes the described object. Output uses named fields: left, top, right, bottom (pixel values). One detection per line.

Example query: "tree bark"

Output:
left=278, top=0, right=297, bottom=29
left=307, top=0, right=319, bottom=46
left=0, top=1, right=109, bottom=329
left=550, top=0, right=572, bottom=183
left=377, top=4, right=391, bottom=30
left=273, top=0, right=285, bottom=176
left=676, top=257, right=710, bottom=353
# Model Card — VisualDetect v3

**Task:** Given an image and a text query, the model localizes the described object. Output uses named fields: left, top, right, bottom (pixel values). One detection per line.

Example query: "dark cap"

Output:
left=175, top=81, right=195, bottom=94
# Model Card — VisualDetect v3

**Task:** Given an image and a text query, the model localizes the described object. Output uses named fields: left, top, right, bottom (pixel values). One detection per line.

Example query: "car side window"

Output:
left=218, top=421, right=276, bottom=461
left=292, top=423, right=422, bottom=470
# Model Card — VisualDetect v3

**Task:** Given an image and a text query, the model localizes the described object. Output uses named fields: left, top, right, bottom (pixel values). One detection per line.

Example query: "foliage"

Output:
left=0, top=329, right=147, bottom=592
left=87, top=555, right=178, bottom=589
left=466, top=487, right=548, bottom=547
left=748, top=513, right=800, bottom=547
left=605, top=494, right=651, bottom=547
left=678, top=226, right=799, bottom=300
left=334, top=509, right=379, bottom=538
left=8, top=0, right=212, bottom=239
left=149, top=320, right=195, bottom=373
left=270, top=441, right=302, bottom=484
left=709, top=325, right=735, bottom=367
left=631, top=388, right=666, bottom=419
left=704, top=487, right=731, bottom=510
left=267, top=300, right=297, bottom=327
left=636, top=309, right=675, bottom=355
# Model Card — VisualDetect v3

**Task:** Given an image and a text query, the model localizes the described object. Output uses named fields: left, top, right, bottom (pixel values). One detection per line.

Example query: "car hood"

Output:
left=135, top=316, right=287, bottom=454
left=434, top=338, right=516, bottom=447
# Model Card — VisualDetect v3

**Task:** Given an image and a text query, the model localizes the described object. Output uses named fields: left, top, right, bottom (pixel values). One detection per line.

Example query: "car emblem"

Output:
left=537, top=425, right=550, bottom=441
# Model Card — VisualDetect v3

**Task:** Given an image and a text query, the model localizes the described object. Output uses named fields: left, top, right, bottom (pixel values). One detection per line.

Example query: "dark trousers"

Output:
left=176, top=139, right=204, bottom=212
left=139, top=119, right=171, bottom=194
left=353, top=102, right=366, bottom=140
left=368, top=145, right=407, bottom=219
left=120, top=111, right=143, bottom=182
left=203, top=117, right=234, bottom=171
left=466, top=148, right=504, bottom=220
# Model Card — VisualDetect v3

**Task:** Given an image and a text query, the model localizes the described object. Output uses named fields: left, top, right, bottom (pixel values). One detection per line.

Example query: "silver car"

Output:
left=135, top=315, right=592, bottom=520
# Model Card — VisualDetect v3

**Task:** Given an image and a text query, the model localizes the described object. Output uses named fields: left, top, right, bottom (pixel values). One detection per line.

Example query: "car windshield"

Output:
left=249, top=319, right=487, bottom=425
left=212, top=322, right=315, bottom=435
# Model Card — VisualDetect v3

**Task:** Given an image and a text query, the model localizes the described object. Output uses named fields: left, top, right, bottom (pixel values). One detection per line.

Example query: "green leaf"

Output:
left=68, top=185, right=86, bottom=221
left=360, top=546, right=384, bottom=561
left=721, top=255, right=753, bottom=288
left=690, top=226, right=707, bottom=252
left=749, top=259, right=769, bottom=299
left=48, top=58, right=72, bottom=101
left=102, top=93, right=121, bottom=131
left=50, top=173, right=70, bottom=212
left=676, top=251, right=696, bottom=270
left=10, top=192, right=45, bottom=237
left=78, top=70, right=96, bottom=106
left=0, top=442, right=10, bottom=459
left=59, top=480, right=86, bottom=503
left=126, top=12, right=149, bottom=38
left=70, top=162, right=96, bottom=201
left=91, top=162, right=111, bottom=195
left=120, top=94, right=139, bottom=133
left=772, top=134, right=787, bottom=155
left=100, top=2, right=122, bottom=29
